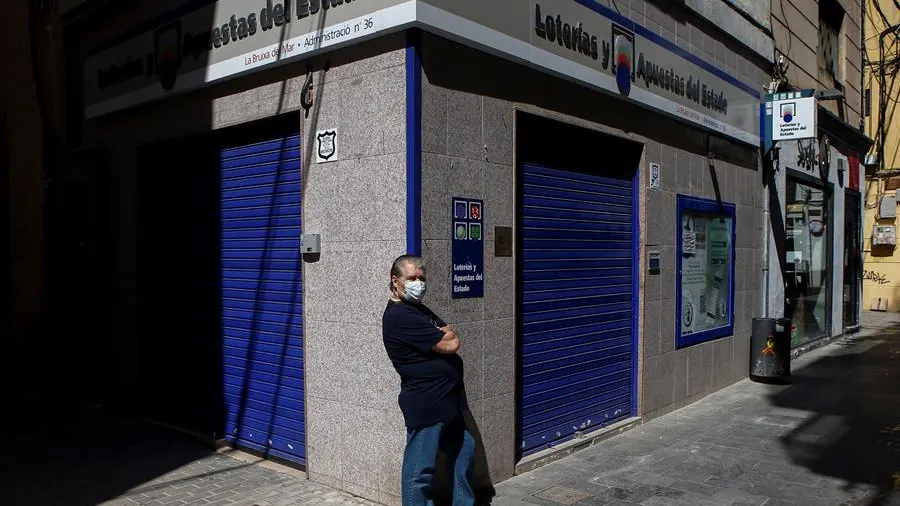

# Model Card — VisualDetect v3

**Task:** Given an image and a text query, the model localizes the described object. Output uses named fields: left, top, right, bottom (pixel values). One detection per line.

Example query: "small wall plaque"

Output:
left=649, top=163, right=661, bottom=189
left=648, top=250, right=660, bottom=275
left=315, top=128, right=338, bottom=163
left=495, top=226, right=512, bottom=257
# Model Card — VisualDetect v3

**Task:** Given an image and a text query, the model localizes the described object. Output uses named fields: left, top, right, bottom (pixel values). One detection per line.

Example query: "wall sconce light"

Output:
left=815, top=88, right=844, bottom=101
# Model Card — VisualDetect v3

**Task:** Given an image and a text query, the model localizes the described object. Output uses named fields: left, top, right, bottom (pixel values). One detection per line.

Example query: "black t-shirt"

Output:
left=382, top=300, right=468, bottom=428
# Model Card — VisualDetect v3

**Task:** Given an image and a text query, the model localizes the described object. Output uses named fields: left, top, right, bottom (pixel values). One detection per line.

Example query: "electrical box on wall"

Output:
left=873, top=225, right=897, bottom=246
left=300, top=234, right=321, bottom=254
left=879, top=195, right=897, bottom=219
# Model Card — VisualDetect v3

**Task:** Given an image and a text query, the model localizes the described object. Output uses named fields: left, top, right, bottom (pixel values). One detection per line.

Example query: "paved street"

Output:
left=491, top=312, right=900, bottom=506
left=93, top=453, right=379, bottom=506
left=4, top=312, right=899, bottom=506
left=1, top=397, right=378, bottom=506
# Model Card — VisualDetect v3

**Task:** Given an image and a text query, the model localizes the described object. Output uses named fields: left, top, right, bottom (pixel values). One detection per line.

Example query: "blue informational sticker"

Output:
left=451, top=197, right=484, bottom=299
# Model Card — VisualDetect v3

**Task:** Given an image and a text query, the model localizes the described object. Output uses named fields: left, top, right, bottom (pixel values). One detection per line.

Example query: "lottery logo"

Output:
left=454, top=201, right=468, bottom=219
left=469, top=202, right=481, bottom=220
left=780, top=102, right=795, bottom=123
left=469, top=223, right=482, bottom=241
left=455, top=222, right=468, bottom=240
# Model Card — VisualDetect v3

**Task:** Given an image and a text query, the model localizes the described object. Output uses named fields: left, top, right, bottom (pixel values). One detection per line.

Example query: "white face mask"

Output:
left=402, top=280, right=426, bottom=303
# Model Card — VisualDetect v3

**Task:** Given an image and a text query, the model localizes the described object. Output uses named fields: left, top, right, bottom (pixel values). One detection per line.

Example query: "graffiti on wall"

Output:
left=863, top=270, right=890, bottom=285
left=797, top=138, right=817, bottom=171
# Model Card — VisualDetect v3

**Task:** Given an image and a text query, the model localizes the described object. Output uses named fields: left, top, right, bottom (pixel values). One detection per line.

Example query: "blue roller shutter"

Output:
left=220, top=133, right=305, bottom=464
left=520, top=163, right=635, bottom=456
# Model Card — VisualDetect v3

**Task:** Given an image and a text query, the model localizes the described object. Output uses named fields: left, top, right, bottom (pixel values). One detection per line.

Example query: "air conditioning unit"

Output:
left=879, top=195, right=897, bottom=219
left=873, top=224, right=897, bottom=246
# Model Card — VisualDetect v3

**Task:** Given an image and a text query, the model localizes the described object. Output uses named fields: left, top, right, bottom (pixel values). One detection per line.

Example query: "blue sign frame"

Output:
left=451, top=197, right=484, bottom=298
left=675, top=195, right=737, bottom=349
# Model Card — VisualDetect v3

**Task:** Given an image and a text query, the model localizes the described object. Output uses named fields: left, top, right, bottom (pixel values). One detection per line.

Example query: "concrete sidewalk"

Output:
left=490, top=312, right=900, bottom=506
left=1, top=396, right=378, bottom=506
left=5, top=313, right=897, bottom=506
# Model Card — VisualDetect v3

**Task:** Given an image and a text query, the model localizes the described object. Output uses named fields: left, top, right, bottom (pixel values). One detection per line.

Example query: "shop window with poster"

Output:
left=785, top=178, right=830, bottom=346
left=676, top=196, right=736, bottom=348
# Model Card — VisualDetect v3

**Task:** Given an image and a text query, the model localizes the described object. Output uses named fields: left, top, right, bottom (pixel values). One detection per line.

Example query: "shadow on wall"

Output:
left=868, top=244, right=897, bottom=258
left=20, top=5, right=220, bottom=505
left=767, top=324, right=900, bottom=506
left=12, top=1, right=326, bottom=504
left=136, top=112, right=308, bottom=456
left=862, top=287, right=900, bottom=312
left=418, top=33, right=759, bottom=172
left=431, top=409, right=497, bottom=505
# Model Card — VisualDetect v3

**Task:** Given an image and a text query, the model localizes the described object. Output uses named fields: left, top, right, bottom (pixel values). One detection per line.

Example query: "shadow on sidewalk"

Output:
left=767, top=322, right=900, bottom=506
left=0, top=395, right=220, bottom=506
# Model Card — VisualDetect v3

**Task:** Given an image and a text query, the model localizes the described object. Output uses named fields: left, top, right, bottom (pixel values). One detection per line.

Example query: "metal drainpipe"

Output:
left=762, top=162, right=770, bottom=319
left=761, top=80, right=779, bottom=319
left=762, top=158, right=774, bottom=318
left=860, top=0, right=865, bottom=132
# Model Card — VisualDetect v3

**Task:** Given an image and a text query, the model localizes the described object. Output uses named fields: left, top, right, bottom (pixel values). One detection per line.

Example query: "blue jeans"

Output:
left=402, top=414, right=476, bottom=506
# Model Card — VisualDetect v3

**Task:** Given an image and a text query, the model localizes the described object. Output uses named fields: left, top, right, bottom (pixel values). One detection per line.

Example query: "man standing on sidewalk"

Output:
left=382, top=255, right=477, bottom=506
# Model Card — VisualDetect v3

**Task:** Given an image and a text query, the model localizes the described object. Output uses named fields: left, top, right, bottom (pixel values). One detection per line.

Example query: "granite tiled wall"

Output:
left=640, top=135, right=763, bottom=421
left=419, top=37, right=518, bottom=487
left=420, top=21, right=765, bottom=470
left=678, top=0, right=774, bottom=60
left=299, top=42, right=409, bottom=506
left=82, top=33, right=410, bottom=505
left=629, top=0, right=772, bottom=89
left=81, top=0, right=775, bottom=496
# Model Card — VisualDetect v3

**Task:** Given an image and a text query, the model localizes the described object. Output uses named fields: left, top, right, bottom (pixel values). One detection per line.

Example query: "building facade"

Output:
left=768, top=0, right=871, bottom=347
left=31, top=0, right=865, bottom=504
left=861, top=1, right=899, bottom=311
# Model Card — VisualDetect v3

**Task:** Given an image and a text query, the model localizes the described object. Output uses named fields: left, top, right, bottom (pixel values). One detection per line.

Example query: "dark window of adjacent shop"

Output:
left=676, top=195, right=736, bottom=349
left=785, top=176, right=832, bottom=346
left=844, top=191, right=862, bottom=328
left=818, top=0, right=845, bottom=82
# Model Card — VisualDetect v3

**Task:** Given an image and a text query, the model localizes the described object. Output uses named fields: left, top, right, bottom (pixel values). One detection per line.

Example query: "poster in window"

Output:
left=681, top=212, right=732, bottom=336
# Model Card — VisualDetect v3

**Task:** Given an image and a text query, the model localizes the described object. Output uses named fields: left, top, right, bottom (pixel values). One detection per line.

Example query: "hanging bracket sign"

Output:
left=451, top=197, right=484, bottom=299
left=762, top=89, right=817, bottom=155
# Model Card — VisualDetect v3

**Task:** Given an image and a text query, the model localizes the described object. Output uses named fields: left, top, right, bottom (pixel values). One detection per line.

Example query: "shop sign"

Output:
left=451, top=198, right=484, bottom=299
left=418, top=0, right=760, bottom=146
left=83, top=0, right=418, bottom=118
left=771, top=93, right=816, bottom=141
left=762, top=89, right=817, bottom=154
left=85, top=0, right=761, bottom=146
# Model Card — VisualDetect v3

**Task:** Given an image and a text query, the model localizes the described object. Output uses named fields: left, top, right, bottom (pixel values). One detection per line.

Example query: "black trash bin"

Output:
left=749, top=317, right=792, bottom=382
